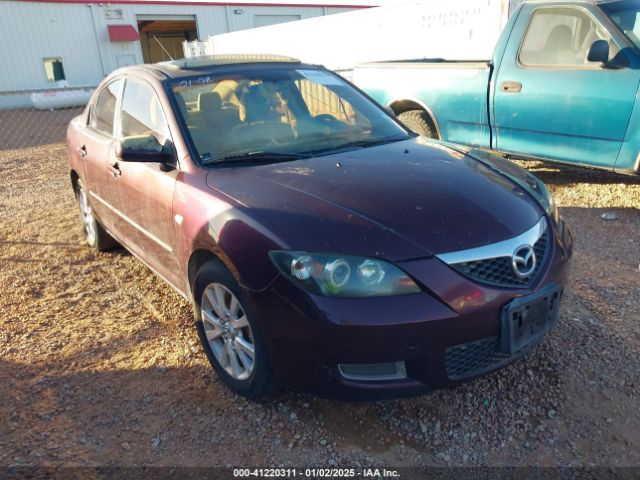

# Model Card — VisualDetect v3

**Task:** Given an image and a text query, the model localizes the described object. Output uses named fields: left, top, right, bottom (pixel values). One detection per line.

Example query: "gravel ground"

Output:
left=0, top=110, right=639, bottom=469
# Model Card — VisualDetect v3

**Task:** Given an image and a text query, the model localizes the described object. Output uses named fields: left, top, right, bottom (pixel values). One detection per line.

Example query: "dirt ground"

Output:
left=1, top=109, right=639, bottom=469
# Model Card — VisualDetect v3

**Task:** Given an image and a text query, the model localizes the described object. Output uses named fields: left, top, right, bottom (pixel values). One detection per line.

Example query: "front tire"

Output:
left=397, top=110, right=438, bottom=139
left=76, top=179, right=118, bottom=251
left=193, top=261, right=273, bottom=399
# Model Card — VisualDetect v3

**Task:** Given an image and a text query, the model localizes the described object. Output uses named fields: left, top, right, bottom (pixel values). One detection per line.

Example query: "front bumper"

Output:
left=245, top=217, right=573, bottom=400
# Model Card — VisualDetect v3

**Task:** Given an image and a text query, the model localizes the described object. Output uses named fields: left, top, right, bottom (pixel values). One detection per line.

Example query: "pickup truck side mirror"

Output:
left=587, top=40, right=610, bottom=65
left=117, top=134, right=165, bottom=163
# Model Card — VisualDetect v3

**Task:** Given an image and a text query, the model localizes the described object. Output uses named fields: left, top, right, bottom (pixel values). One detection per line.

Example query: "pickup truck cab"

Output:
left=354, top=0, right=640, bottom=174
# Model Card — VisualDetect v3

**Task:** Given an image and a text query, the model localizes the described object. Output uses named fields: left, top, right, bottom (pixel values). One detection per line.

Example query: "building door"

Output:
left=137, top=15, right=197, bottom=63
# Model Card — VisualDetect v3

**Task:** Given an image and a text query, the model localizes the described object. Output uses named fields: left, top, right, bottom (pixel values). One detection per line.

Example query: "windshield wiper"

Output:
left=306, top=135, right=410, bottom=156
left=203, top=151, right=312, bottom=166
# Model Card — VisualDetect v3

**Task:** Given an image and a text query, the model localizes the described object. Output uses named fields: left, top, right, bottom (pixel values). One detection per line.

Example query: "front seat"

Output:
left=543, top=25, right=574, bottom=63
left=231, top=85, right=294, bottom=148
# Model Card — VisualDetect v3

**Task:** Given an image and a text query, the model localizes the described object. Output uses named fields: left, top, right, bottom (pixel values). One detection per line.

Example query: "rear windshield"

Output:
left=168, top=67, right=410, bottom=164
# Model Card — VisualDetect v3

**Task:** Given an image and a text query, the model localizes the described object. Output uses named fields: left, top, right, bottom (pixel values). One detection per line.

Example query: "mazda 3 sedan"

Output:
left=67, top=55, right=573, bottom=399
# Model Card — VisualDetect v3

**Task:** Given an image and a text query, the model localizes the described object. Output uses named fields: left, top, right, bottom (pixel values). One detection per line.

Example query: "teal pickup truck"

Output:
left=353, top=0, right=640, bottom=174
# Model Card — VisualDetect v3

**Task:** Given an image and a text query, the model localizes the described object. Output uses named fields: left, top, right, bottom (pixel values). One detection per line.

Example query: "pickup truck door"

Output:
left=493, top=5, right=640, bottom=169
left=112, top=76, right=181, bottom=288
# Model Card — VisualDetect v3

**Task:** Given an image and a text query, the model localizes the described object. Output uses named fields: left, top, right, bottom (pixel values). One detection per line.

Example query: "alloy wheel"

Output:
left=201, top=283, right=255, bottom=381
left=78, top=186, right=96, bottom=246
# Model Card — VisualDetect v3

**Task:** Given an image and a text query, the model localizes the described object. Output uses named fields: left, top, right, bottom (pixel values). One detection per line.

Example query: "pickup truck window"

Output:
left=519, top=8, right=617, bottom=67
left=170, top=68, right=409, bottom=164
left=601, top=1, right=640, bottom=50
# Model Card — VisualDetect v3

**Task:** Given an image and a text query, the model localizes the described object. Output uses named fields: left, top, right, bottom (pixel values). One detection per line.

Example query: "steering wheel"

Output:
left=313, top=114, right=347, bottom=131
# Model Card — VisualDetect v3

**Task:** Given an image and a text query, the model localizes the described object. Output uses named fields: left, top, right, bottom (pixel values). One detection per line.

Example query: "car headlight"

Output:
left=269, top=251, right=421, bottom=297
left=537, top=180, right=559, bottom=224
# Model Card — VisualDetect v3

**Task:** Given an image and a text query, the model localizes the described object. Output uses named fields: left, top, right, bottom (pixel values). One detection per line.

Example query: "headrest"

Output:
left=198, top=92, right=223, bottom=112
left=242, top=85, right=273, bottom=123
left=545, top=25, right=572, bottom=50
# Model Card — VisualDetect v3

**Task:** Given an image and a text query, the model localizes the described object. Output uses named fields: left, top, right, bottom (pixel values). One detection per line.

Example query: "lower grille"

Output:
left=445, top=336, right=513, bottom=381
left=450, top=229, right=549, bottom=288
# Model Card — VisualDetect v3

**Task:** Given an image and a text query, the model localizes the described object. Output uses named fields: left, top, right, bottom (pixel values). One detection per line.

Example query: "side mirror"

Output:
left=117, top=134, right=164, bottom=163
left=587, top=39, right=610, bottom=65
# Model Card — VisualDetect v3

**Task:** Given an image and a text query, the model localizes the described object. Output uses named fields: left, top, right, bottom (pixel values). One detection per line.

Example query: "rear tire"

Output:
left=193, top=260, right=274, bottom=399
left=397, top=110, right=438, bottom=139
left=76, top=179, right=118, bottom=252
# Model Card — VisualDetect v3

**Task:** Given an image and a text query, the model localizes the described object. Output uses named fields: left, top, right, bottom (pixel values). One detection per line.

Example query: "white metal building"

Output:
left=0, top=0, right=371, bottom=106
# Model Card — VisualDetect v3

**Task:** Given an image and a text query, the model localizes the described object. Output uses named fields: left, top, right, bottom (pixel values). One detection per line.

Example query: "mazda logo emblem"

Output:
left=512, top=244, right=537, bottom=279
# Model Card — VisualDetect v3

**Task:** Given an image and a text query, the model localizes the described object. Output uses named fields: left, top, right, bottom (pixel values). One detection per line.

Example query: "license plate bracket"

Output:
left=500, top=284, right=563, bottom=354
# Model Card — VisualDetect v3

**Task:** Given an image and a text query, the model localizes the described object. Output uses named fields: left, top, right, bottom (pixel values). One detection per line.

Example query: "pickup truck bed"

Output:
left=355, top=60, right=493, bottom=149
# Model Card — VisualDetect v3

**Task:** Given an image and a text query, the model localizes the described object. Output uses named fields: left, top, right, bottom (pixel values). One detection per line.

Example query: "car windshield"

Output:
left=601, top=0, right=640, bottom=49
left=169, top=67, right=411, bottom=165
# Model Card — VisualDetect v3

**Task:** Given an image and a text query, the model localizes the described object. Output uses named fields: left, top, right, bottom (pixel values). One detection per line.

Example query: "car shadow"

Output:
left=514, top=159, right=640, bottom=187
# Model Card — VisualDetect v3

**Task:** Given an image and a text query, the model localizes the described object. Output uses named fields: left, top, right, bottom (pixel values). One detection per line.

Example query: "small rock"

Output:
left=151, top=436, right=161, bottom=449
left=601, top=213, right=618, bottom=221
left=122, top=442, right=131, bottom=451
left=436, top=452, right=450, bottom=462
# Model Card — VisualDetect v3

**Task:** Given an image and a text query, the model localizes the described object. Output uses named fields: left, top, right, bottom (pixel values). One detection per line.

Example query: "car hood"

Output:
left=206, top=137, right=543, bottom=261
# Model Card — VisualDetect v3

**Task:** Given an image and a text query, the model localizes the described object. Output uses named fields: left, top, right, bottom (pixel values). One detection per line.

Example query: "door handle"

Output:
left=109, top=162, right=122, bottom=178
left=501, top=81, right=522, bottom=93
left=78, top=144, right=88, bottom=157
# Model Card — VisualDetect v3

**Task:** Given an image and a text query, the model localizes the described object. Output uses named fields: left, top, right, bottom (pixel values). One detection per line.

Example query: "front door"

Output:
left=113, top=76, right=181, bottom=287
left=493, top=5, right=640, bottom=169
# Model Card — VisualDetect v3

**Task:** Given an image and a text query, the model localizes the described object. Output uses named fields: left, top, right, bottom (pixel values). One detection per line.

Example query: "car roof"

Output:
left=127, top=54, right=308, bottom=80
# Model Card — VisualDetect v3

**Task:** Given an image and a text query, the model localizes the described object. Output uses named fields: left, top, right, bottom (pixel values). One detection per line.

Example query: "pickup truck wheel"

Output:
left=398, top=110, right=438, bottom=139
left=76, top=179, right=118, bottom=251
left=193, top=261, right=274, bottom=399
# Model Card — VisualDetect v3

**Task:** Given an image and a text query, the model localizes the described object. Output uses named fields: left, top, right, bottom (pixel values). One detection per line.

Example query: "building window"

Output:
left=43, top=57, right=66, bottom=82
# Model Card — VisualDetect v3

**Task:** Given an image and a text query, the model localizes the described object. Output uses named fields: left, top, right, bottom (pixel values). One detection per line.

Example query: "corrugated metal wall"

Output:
left=0, top=1, right=360, bottom=99
left=0, top=2, right=103, bottom=92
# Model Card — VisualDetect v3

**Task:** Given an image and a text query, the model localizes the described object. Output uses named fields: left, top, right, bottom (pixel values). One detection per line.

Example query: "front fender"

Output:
left=176, top=173, right=283, bottom=293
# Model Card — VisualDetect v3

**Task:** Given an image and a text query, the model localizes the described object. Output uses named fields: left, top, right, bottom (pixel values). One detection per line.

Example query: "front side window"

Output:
left=519, top=8, right=619, bottom=66
left=90, top=79, right=123, bottom=136
left=170, top=67, right=410, bottom=164
left=601, top=0, right=640, bottom=50
left=120, top=77, right=171, bottom=144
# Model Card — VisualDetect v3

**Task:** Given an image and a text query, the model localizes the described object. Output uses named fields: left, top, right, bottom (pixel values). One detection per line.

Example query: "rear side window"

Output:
left=120, top=78, right=170, bottom=143
left=90, top=80, right=123, bottom=136
left=519, top=8, right=618, bottom=67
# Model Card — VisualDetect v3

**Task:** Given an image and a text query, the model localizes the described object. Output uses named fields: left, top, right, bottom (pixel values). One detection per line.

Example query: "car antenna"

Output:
left=152, top=35, right=174, bottom=61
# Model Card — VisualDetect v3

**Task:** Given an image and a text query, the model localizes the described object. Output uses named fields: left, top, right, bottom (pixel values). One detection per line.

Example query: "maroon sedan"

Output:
left=67, top=55, right=573, bottom=399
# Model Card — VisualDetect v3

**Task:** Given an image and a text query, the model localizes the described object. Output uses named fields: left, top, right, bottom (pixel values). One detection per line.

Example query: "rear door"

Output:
left=493, top=5, right=640, bottom=169
left=113, top=76, right=181, bottom=287
left=80, top=79, right=125, bottom=238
